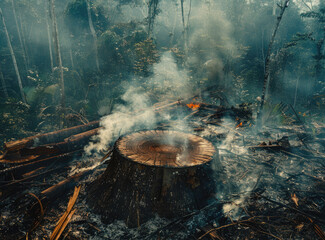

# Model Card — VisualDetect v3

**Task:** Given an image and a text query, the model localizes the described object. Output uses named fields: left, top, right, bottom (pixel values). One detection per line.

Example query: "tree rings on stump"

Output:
left=87, top=130, right=217, bottom=227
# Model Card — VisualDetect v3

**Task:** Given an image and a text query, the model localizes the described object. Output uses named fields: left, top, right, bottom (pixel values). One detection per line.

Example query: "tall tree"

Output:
left=11, top=0, right=28, bottom=72
left=49, top=0, right=65, bottom=110
left=180, top=0, right=190, bottom=53
left=86, top=0, right=100, bottom=72
left=45, top=0, right=54, bottom=71
left=257, top=0, right=290, bottom=124
left=0, top=8, right=26, bottom=103
left=301, top=4, right=325, bottom=94
left=0, top=64, right=9, bottom=99
left=147, top=0, right=159, bottom=37
left=18, top=14, right=29, bottom=70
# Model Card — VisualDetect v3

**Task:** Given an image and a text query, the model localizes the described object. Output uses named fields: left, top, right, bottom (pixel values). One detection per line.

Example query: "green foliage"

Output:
left=98, top=30, right=127, bottom=73
left=65, top=0, right=89, bottom=35
left=65, top=0, right=108, bottom=35
left=284, top=33, right=315, bottom=48
left=301, top=10, right=325, bottom=22
left=262, top=101, right=293, bottom=126
left=98, top=23, right=158, bottom=75
left=233, top=73, right=249, bottom=103
left=0, top=99, right=32, bottom=144
left=134, top=38, right=159, bottom=76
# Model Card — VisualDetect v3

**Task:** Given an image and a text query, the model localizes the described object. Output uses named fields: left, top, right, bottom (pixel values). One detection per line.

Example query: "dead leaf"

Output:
left=296, top=223, right=304, bottom=232
left=291, top=193, right=299, bottom=207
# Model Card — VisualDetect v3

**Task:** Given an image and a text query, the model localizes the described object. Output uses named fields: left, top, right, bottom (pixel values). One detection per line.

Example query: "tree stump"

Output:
left=87, top=130, right=216, bottom=227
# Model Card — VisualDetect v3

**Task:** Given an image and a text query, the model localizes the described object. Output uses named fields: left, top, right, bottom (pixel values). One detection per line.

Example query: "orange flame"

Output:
left=236, top=122, right=243, bottom=128
left=186, top=103, right=201, bottom=110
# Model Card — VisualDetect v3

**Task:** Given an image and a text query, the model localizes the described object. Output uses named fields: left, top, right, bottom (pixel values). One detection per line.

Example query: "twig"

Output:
left=198, top=217, right=258, bottom=240
left=0, top=166, right=66, bottom=190
left=138, top=201, right=220, bottom=240
left=183, top=110, right=199, bottom=120
left=240, top=222, right=283, bottom=240
left=205, top=121, right=243, bottom=136
left=260, top=196, right=325, bottom=224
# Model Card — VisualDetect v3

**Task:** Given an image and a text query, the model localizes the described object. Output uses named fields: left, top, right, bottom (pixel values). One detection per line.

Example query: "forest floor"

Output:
left=0, top=96, right=324, bottom=240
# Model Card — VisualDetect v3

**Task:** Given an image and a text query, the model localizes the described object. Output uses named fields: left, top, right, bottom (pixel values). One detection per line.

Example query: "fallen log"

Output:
left=1, top=127, right=100, bottom=163
left=41, top=169, right=96, bottom=200
left=0, top=151, right=82, bottom=183
left=4, top=120, right=99, bottom=152
left=249, top=144, right=284, bottom=151
left=249, top=136, right=291, bottom=151
left=21, top=127, right=101, bottom=156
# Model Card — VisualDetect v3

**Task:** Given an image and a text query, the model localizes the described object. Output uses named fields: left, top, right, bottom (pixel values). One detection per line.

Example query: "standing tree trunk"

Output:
left=180, top=0, right=185, bottom=31
left=18, top=14, right=29, bottom=69
left=49, top=0, right=65, bottom=111
left=147, top=0, right=159, bottom=37
left=314, top=34, right=325, bottom=94
left=0, top=64, right=9, bottom=99
left=293, top=76, right=299, bottom=108
left=186, top=0, right=192, bottom=45
left=169, top=3, right=178, bottom=47
left=69, top=48, right=74, bottom=70
left=0, top=8, right=26, bottom=103
left=257, top=0, right=290, bottom=125
left=86, top=0, right=100, bottom=72
left=273, top=0, right=277, bottom=15
left=180, top=0, right=188, bottom=54
left=45, top=0, right=54, bottom=71
left=11, top=0, right=28, bottom=73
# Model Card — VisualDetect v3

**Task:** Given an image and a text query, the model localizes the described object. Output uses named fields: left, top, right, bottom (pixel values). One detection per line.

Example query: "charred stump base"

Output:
left=87, top=130, right=216, bottom=227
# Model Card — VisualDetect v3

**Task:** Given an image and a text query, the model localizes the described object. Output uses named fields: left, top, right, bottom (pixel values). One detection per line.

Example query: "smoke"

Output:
left=221, top=173, right=261, bottom=220
left=147, top=51, right=194, bottom=100
left=85, top=86, right=156, bottom=154
left=186, top=2, right=237, bottom=91
left=84, top=0, right=240, bottom=155
left=85, top=51, right=194, bottom=154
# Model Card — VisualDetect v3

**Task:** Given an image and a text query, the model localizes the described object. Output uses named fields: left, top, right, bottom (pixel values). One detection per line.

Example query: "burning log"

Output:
left=87, top=130, right=217, bottom=227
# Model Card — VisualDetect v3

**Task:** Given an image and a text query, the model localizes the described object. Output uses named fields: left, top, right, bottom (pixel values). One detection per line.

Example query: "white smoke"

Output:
left=146, top=51, right=194, bottom=100
left=85, top=51, right=194, bottom=154
left=85, top=86, right=156, bottom=154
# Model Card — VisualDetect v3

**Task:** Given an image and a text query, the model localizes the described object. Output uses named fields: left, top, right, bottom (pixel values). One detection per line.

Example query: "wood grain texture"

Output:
left=116, top=130, right=215, bottom=168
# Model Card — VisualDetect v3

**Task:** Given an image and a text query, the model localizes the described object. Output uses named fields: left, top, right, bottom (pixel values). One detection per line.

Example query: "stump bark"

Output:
left=87, top=130, right=216, bottom=227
